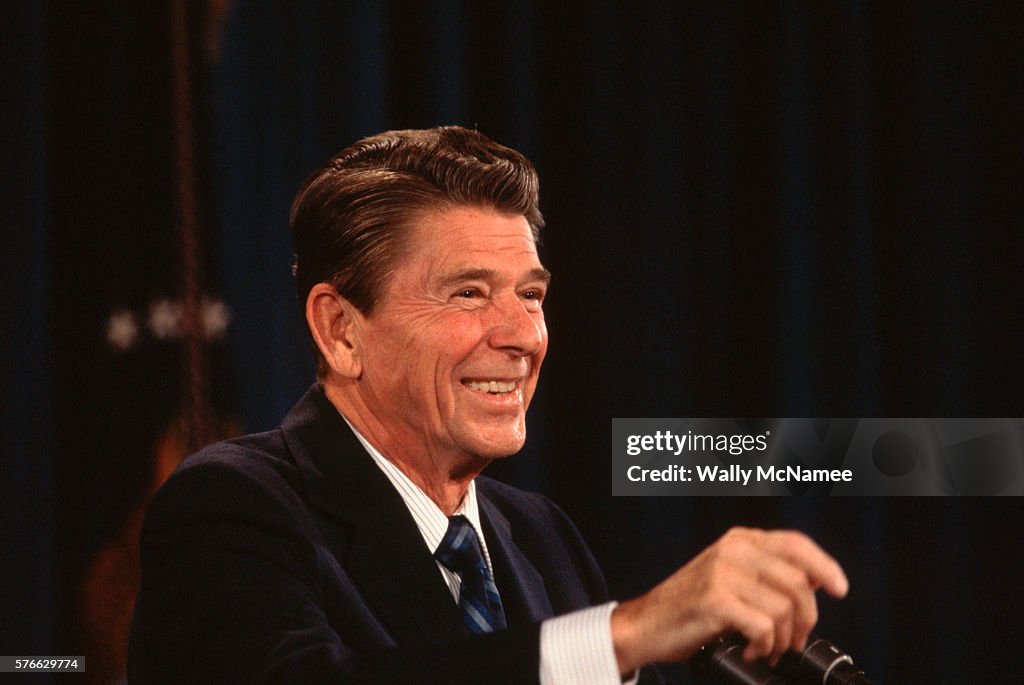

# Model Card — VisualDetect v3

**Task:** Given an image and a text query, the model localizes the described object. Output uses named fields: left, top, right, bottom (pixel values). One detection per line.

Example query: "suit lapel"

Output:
left=280, top=385, right=467, bottom=646
left=342, top=485, right=468, bottom=645
left=479, top=492, right=554, bottom=626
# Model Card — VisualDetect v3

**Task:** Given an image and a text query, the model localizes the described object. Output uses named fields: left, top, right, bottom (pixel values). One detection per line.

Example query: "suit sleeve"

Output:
left=127, top=452, right=543, bottom=685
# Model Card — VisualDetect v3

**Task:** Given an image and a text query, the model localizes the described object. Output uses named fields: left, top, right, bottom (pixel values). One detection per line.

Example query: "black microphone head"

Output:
left=821, top=661, right=874, bottom=685
left=690, top=636, right=791, bottom=685
left=784, top=635, right=875, bottom=685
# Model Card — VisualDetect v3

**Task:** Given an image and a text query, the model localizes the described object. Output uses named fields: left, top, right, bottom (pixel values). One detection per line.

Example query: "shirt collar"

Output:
left=340, top=415, right=491, bottom=567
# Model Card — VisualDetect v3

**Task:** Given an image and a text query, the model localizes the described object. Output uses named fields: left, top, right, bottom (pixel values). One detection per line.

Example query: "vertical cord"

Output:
left=169, top=0, right=211, bottom=453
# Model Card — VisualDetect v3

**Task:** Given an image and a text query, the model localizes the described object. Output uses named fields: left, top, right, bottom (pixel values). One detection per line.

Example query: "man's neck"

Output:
left=324, top=383, right=487, bottom=515
left=381, top=452, right=475, bottom=516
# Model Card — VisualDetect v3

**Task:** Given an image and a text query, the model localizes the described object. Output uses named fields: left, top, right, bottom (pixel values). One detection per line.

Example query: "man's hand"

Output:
left=610, top=527, right=848, bottom=674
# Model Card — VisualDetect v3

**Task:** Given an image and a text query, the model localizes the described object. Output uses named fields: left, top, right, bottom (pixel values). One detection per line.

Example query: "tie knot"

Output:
left=434, top=515, right=486, bottom=576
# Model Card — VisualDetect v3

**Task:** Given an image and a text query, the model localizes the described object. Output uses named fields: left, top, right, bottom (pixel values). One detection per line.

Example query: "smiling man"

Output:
left=128, top=127, right=847, bottom=684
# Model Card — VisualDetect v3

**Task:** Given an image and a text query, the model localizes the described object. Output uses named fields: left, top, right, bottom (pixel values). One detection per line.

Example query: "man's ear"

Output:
left=306, top=283, right=364, bottom=379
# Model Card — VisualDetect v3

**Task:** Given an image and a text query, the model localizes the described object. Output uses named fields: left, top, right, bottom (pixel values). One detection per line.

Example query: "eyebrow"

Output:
left=437, top=267, right=552, bottom=288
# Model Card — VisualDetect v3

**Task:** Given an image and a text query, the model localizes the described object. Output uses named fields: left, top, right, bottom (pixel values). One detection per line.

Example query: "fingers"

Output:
left=763, top=530, right=849, bottom=598
left=750, top=553, right=819, bottom=652
left=733, top=588, right=788, bottom=664
left=730, top=576, right=803, bottom=665
left=714, top=594, right=775, bottom=663
left=714, top=528, right=845, bottom=664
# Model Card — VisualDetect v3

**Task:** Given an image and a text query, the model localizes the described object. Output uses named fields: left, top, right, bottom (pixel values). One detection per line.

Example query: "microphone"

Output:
left=690, top=633, right=875, bottom=685
left=689, top=637, right=788, bottom=684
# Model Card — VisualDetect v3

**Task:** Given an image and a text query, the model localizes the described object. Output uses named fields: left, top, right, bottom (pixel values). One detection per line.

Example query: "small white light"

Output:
left=107, top=309, right=139, bottom=351
left=148, top=299, right=183, bottom=340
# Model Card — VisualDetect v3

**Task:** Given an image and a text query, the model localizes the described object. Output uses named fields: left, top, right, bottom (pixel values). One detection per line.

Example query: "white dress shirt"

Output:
left=344, top=419, right=632, bottom=685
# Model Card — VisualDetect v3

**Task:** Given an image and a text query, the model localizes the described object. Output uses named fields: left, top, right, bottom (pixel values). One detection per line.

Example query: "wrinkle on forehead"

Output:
left=398, top=207, right=544, bottom=290
left=436, top=267, right=552, bottom=290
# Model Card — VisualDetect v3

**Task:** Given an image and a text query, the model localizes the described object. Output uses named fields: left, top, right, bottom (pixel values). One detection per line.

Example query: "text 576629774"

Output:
left=1, top=657, right=84, bottom=672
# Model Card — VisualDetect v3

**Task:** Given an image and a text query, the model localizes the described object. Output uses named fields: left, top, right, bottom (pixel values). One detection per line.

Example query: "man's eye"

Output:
left=455, top=289, right=479, bottom=298
left=521, top=290, right=544, bottom=302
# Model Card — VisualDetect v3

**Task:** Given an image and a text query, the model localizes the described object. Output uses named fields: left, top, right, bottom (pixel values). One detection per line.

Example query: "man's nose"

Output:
left=487, top=295, right=545, bottom=356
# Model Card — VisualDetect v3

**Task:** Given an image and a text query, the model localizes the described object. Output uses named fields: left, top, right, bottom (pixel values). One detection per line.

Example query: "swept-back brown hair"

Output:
left=291, top=126, right=544, bottom=318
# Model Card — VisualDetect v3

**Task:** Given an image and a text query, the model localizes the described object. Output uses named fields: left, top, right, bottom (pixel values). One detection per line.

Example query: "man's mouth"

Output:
left=463, top=379, right=519, bottom=395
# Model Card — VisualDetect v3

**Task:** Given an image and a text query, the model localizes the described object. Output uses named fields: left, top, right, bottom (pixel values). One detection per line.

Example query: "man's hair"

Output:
left=291, top=126, right=544, bottom=320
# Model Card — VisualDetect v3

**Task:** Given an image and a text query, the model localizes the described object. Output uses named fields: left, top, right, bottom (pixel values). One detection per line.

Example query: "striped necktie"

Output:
left=434, top=514, right=507, bottom=633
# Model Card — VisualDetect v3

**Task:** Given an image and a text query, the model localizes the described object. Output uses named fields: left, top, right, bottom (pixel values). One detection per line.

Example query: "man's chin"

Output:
left=455, top=430, right=526, bottom=463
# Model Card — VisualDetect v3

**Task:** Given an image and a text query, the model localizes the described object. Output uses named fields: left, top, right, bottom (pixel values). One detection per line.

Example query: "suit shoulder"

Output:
left=145, top=429, right=309, bottom=532
left=475, top=475, right=557, bottom=517
left=475, top=476, right=588, bottom=551
left=180, top=428, right=293, bottom=474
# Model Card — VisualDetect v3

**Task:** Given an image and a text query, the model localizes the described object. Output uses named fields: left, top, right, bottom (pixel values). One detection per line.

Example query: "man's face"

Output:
left=353, top=205, right=550, bottom=471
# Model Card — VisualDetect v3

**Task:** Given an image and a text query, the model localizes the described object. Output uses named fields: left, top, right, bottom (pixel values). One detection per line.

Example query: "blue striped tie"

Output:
left=434, top=515, right=507, bottom=633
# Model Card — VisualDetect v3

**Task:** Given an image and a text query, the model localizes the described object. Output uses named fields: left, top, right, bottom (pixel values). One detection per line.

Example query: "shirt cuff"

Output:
left=539, top=601, right=638, bottom=685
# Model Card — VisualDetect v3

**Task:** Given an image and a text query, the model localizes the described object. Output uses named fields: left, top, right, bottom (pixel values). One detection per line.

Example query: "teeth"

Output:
left=466, top=380, right=517, bottom=394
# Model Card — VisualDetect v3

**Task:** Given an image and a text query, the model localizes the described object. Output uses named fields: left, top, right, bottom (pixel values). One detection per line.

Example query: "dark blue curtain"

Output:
left=5, top=2, right=1024, bottom=683
left=210, top=4, right=1024, bottom=682
left=2, top=0, right=55, bottom=666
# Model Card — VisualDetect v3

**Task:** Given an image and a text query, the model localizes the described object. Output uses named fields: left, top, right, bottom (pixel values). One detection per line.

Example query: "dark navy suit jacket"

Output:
left=128, top=385, right=663, bottom=684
